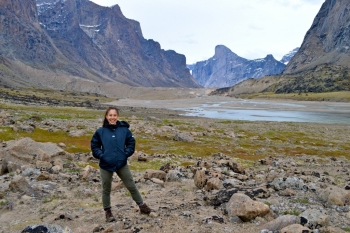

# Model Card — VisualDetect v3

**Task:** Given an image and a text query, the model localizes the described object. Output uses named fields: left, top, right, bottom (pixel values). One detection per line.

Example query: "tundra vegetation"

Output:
left=0, top=86, right=349, bottom=233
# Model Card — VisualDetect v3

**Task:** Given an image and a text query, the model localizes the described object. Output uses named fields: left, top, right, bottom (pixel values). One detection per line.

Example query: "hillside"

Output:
left=0, top=0, right=200, bottom=89
left=211, top=0, right=350, bottom=97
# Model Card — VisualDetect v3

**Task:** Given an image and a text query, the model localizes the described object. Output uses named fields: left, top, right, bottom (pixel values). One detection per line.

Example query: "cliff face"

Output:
left=284, top=0, right=350, bottom=74
left=0, top=0, right=200, bottom=88
left=0, top=0, right=57, bottom=65
left=189, top=45, right=285, bottom=88
left=280, top=47, right=299, bottom=64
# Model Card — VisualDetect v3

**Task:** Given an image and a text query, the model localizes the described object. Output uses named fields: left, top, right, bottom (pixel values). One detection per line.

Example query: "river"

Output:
left=110, top=97, right=350, bottom=125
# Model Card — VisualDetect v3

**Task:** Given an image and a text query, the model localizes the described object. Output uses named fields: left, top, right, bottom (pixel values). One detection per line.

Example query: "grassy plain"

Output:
left=1, top=95, right=349, bottom=172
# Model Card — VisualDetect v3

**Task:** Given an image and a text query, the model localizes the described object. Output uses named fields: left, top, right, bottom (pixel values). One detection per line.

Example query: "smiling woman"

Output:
left=90, top=106, right=151, bottom=222
left=89, top=0, right=325, bottom=63
left=104, top=107, right=119, bottom=125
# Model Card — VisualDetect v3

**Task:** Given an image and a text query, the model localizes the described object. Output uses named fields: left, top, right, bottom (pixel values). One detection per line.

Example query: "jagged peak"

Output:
left=265, top=54, right=274, bottom=59
left=215, top=45, right=235, bottom=55
left=214, top=45, right=240, bottom=59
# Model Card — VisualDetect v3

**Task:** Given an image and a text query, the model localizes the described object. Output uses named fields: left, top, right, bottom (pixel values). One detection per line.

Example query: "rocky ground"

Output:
left=0, top=93, right=350, bottom=233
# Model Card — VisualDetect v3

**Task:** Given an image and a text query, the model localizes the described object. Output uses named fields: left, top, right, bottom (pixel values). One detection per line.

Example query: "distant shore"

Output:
left=107, top=96, right=350, bottom=113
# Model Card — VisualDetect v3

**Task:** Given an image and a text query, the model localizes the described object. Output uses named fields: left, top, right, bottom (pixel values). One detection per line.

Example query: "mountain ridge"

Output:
left=188, top=45, right=286, bottom=88
left=0, top=0, right=201, bottom=89
left=211, top=0, right=350, bottom=96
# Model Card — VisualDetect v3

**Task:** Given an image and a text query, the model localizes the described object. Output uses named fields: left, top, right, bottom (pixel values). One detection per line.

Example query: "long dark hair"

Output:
left=103, top=106, right=119, bottom=126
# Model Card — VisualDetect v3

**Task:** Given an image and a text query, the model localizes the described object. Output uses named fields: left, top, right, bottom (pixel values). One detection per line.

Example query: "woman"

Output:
left=91, top=106, right=151, bottom=222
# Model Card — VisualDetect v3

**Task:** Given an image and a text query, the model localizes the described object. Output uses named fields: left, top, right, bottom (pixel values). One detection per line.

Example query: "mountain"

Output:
left=283, top=0, right=350, bottom=74
left=0, top=0, right=200, bottom=89
left=211, top=0, right=350, bottom=96
left=188, top=45, right=285, bottom=88
left=280, top=47, right=299, bottom=64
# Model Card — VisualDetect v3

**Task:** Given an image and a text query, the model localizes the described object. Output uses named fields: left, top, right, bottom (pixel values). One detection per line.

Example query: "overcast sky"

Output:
left=89, top=0, right=325, bottom=64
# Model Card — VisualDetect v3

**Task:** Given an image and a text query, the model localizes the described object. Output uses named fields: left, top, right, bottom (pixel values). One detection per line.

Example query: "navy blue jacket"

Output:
left=90, top=121, right=135, bottom=172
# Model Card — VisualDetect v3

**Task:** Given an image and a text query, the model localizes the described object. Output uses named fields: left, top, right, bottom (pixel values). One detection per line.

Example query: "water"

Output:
left=173, top=100, right=350, bottom=125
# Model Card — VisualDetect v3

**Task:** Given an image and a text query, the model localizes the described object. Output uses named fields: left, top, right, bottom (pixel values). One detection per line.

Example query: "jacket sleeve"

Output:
left=124, top=129, right=135, bottom=157
left=91, top=130, right=103, bottom=159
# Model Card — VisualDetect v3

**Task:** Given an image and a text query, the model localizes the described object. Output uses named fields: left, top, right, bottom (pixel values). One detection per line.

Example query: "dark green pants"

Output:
left=100, top=165, right=143, bottom=209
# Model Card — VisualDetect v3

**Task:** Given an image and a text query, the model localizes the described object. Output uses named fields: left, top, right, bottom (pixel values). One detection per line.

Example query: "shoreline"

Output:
left=107, top=96, right=350, bottom=113
left=106, top=96, right=350, bottom=125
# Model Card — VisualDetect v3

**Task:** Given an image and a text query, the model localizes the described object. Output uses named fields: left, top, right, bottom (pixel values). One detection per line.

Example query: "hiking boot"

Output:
left=105, top=208, right=116, bottom=222
left=139, top=203, right=151, bottom=214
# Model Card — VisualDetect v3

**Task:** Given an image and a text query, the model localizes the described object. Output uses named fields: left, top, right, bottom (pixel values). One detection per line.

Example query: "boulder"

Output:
left=151, top=178, right=165, bottom=187
left=270, top=177, right=307, bottom=191
left=280, top=224, right=311, bottom=233
left=80, top=165, right=95, bottom=181
left=260, top=215, right=298, bottom=232
left=204, top=177, right=224, bottom=191
left=194, top=169, right=207, bottom=189
left=51, top=165, right=63, bottom=174
left=319, top=186, right=350, bottom=206
left=322, top=226, right=347, bottom=233
left=166, top=170, right=186, bottom=182
left=36, top=161, right=52, bottom=171
left=173, top=132, right=194, bottom=142
left=144, top=169, right=166, bottom=182
left=69, top=130, right=87, bottom=137
left=226, top=193, right=270, bottom=222
left=21, top=224, right=73, bottom=233
left=300, top=209, right=330, bottom=229
left=6, top=137, right=65, bottom=162
left=9, top=175, right=34, bottom=196
left=138, top=152, right=148, bottom=161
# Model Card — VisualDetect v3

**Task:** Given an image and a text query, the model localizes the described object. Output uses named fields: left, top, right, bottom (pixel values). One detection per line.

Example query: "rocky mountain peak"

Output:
left=280, top=47, right=299, bottom=64
left=284, top=0, right=350, bottom=74
left=188, top=46, right=285, bottom=88
left=214, top=45, right=237, bottom=56
left=0, top=0, right=38, bottom=22
left=0, top=0, right=200, bottom=89
left=264, top=54, right=275, bottom=60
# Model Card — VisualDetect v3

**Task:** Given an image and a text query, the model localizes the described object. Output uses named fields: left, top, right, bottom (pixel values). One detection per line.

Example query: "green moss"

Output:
left=218, top=120, right=233, bottom=124
left=129, top=159, right=175, bottom=171
left=0, top=103, right=103, bottom=120
left=181, top=161, right=196, bottom=167
left=283, top=209, right=301, bottom=216
left=292, top=198, right=309, bottom=204
left=0, top=199, right=8, bottom=206
left=43, top=195, right=57, bottom=203
left=0, top=127, right=92, bottom=153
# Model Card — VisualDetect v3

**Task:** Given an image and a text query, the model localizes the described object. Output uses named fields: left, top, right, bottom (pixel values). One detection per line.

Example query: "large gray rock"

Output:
left=9, top=175, right=34, bottom=196
left=280, top=224, right=311, bottom=233
left=166, top=170, right=186, bottom=182
left=144, top=169, right=166, bottom=182
left=204, top=177, right=224, bottom=191
left=300, top=209, right=330, bottom=229
left=21, top=224, right=73, bottom=233
left=173, top=132, right=194, bottom=142
left=194, top=169, right=207, bottom=189
left=270, top=177, right=307, bottom=191
left=6, top=137, right=65, bottom=162
left=226, top=193, right=270, bottom=223
left=260, top=215, right=298, bottom=232
left=318, top=186, right=350, bottom=206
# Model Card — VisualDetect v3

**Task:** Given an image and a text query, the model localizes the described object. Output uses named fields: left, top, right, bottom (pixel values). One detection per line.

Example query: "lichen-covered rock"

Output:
left=144, top=169, right=166, bottom=182
left=300, top=209, right=330, bottom=229
left=226, top=193, right=270, bottom=222
left=260, top=215, right=298, bottom=232
left=194, top=169, right=207, bottom=189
